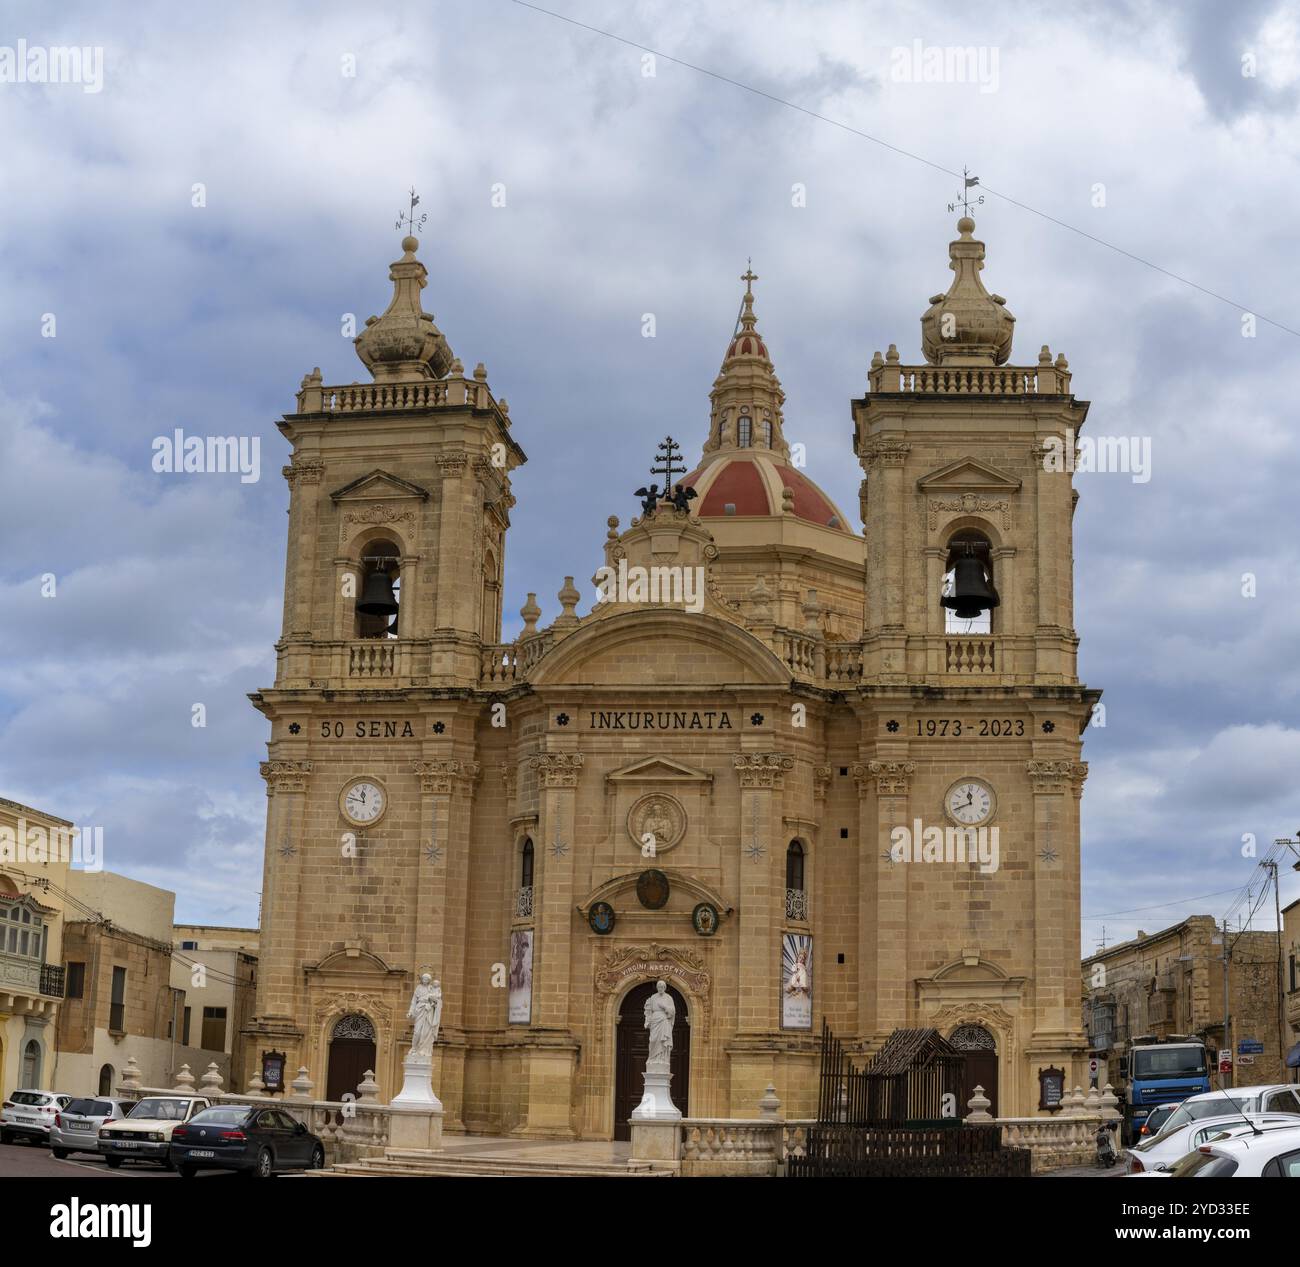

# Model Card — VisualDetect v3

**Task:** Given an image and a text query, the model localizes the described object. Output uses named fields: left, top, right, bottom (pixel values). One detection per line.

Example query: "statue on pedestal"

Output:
left=644, top=979, right=675, bottom=1069
left=407, top=973, right=442, bottom=1062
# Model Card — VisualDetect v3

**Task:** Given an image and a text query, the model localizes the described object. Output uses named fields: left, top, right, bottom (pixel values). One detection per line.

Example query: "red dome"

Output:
left=679, top=453, right=850, bottom=532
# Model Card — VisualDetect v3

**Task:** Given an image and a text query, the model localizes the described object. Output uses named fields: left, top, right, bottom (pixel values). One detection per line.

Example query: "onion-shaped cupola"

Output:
left=919, top=217, right=1015, bottom=366
left=354, top=235, right=455, bottom=381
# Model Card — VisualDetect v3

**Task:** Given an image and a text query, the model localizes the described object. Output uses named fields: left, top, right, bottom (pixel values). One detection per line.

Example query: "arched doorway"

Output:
left=614, top=981, right=689, bottom=1141
left=950, top=1023, right=998, bottom=1118
left=326, top=1014, right=377, bottom=1102
left=98, top=1064, right=115, bottom=1096
left=21, top=1039, right=41, bottom=1089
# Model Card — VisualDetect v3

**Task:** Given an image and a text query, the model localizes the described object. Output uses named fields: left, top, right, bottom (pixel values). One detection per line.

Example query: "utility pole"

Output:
left=1265, top=858, right=1285, bottom=1081
left=1221, top=917, right=1233, bottom=1089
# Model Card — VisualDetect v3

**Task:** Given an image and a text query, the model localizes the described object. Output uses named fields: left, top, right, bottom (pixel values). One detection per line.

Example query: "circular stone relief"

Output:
left=627, top=793, right=686, bottom=856
left=636, top=869, right=670, bottom=910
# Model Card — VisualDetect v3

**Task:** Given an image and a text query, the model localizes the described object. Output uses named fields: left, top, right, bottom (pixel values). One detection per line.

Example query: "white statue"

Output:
left=643, top=979, right=675, bottom=1069
left=407, top=973, right=442, bottom=1062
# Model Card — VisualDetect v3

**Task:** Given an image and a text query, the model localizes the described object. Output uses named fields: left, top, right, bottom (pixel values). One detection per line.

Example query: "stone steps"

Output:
left=323, top=1149, right=674, bottom=1178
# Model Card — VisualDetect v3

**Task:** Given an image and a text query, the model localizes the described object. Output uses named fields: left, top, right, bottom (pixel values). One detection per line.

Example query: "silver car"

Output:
left=50, top=1097, right=132, bottom=1159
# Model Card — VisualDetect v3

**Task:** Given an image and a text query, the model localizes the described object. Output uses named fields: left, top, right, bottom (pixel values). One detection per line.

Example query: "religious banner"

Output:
left=781, top=932, right=812, bottom=1030
left=508, top=928, right=533, bottom=1023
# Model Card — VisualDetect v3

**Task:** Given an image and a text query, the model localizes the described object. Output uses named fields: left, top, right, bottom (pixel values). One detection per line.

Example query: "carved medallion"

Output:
left=636, top=869, right=670, bottom=910
left=589, top=902, right=616, bottom=936
left=691, top=903, right=719, bottom=937
left=627, top=793, right=686, bottom=855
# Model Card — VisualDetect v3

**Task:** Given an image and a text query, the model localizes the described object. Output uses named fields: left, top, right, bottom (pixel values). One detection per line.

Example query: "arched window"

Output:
left=941, top=531, right=998, bottom=635
left=98, top=1064, right=114, bottom=1096
left=520, top=838, right=534, bottom=889
left=762, top=417, right=773, bottom=448
left=21, top=1039, right=40, bottom=1089
left=355, top=539, right=401, bottom=639
left=738, top=414, right=752, bottom=447
left=785, top=841, right=807, bottom=921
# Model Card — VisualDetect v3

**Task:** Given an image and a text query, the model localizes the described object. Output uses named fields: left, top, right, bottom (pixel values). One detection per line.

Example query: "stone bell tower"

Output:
left=851, top=216, right=1099, bottom=1112
left=241, top=234, right=525, bottom=1100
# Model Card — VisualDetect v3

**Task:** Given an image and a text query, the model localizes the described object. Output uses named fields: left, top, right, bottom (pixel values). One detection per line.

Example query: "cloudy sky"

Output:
left=1, top=0, right=1298, bottom=944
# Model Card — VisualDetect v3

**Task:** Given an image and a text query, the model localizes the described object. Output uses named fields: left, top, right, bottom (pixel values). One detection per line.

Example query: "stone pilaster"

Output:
left=528, top=752, right=584, bottom=1030
left=255, top=760, right=312, bottom=1023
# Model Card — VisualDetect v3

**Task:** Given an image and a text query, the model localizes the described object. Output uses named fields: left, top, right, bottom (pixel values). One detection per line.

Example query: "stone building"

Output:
left=170, top=924, right=258, bottom=1073
left=241, top=217, right=1099, bottom=1134
left=1082, top=915, right=1286, bottom=1087
left=1283, top=897, right=1300, bottom=1079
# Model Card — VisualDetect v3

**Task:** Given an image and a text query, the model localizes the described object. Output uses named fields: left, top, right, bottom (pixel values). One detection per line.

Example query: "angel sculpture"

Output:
left=670, top=483, right=697, bottom=513
left=634, top=484, right=661, bottom=517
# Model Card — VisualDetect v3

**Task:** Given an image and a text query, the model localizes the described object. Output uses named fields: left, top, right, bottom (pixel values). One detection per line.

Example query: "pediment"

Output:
left=330, top=468, right=431, bottom=503
left=605, top=756, right=713, bottom=786
left=916, top=457, right=1021, bottom=493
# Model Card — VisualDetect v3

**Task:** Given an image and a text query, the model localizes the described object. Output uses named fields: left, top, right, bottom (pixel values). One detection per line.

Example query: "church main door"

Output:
left=949, top=1023, right=998, bottom=1118
left=614, top=981, right=689, bottom=1140
left=326, top=1014, right=377, bottom=1103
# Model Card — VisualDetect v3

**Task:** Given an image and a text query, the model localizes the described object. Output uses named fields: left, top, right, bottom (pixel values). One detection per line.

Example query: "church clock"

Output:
left=944, top=778, right=995, bottom=827
left=339, top=778, right=388, bottom=827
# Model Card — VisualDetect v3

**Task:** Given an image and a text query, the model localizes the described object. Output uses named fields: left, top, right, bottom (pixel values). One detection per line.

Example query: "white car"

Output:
left=1, top=1090, right=74, bottom=1145
left=1127, top=1112, right=1300, bottom=1174
left=1154, top=1084, right=1300, bottom=1138
left=1166, top=1122, right=1300, bottom=1177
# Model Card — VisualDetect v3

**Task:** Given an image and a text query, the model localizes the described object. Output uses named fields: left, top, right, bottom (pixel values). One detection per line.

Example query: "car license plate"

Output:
left=115, top=1140, right=139, bottom=1148
left=189, top=1149, right=216, bottom=1159
left=15, top=1116, right=37, bottom=1124
left=69, top=1122, right=92, bottom=1131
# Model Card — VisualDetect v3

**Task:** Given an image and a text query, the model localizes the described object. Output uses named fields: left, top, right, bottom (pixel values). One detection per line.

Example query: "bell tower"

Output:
left=242, top=233, right=525, bottom=1098
left=851, top=216, right=1099, bottom=1104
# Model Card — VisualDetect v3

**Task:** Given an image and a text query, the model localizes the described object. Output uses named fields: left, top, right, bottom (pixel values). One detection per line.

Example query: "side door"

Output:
left=275, top=1110, right=310, bottom=1165
left=255, top=1110, right=289, bottom=1169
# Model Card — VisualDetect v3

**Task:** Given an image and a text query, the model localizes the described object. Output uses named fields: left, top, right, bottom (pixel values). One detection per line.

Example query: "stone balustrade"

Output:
left=680, top=1119, right=784, bottom=1176
left=304, top=378, right=497, bottom=415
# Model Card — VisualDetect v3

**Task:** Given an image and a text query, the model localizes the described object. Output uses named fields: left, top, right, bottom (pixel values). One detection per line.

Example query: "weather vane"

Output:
left=946, top=167, right=983, bottom=217
left=396, top=186, right=428, bottom=236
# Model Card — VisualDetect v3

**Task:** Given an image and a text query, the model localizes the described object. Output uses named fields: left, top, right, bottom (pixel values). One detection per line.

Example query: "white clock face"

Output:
left=946, top=780, right=994, bottom=826
left=341, top=780, right=386, bottom=826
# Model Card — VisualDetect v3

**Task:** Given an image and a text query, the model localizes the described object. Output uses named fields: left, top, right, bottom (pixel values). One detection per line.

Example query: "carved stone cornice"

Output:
left=343, top=503, right=417, bottom=528
left=733, top=753, right=795, bottom=789
left=282, top=459, right=325, bottom=487
left=260, top=760, right=313, bottom=793
left=855, top=760, right=916, bottom=797
left=862, top=441, right=910, bottom=468
left=412, top=759, right=481, bottom=795
left=1026, top=760, right=1088, bottom=794
left=595, top=943, right=711, bottom=996
left=530, top=752, right=585, bottom=788
left=435, top=453, right=469, bottom=478
left=927, top=494, right=1011, bottom=531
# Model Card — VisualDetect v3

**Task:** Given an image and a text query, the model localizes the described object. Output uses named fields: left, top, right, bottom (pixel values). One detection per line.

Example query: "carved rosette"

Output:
left=412, top=759, right=481, bottom=795
left=530, top=752, right=585, bottom=788
left=854, top=761, right=916, bottom=797
left=260, top=760, right=313, bottom=794
left=733, top=753, right=795, bottom=789
left=594, top=943, right=711, bottom=996
left=282, top=459, right=325, bottom=487
left=1026, top=760, right=1088, bottom=795
left=927, top=494, right=1012, bottom=531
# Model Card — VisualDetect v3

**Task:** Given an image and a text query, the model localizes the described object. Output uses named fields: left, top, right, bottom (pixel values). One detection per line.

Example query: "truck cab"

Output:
left=1119, top=1035, right=1210, bottom=1145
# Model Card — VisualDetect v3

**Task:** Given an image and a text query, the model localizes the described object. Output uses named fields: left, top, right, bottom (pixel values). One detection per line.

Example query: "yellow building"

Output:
left=242, top=219, right=1098, bottom=1135
left=0, top=797, right=74, bottom=1095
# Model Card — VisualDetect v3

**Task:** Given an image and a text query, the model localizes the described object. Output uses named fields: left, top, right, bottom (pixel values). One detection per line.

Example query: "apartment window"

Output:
left=201, top=1006, right=227, bottom=1050
left=65, top=961, right=86, bottom=999
left=180, top=940, right=198, bottom=950
left=183, top=1006, right=192, bottom=1046
left=109, top=966, right=126, bottom=1032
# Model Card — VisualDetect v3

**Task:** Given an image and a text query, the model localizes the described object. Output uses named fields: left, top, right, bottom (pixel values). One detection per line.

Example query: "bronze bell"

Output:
left=356, top=568, right=399, bottom=618
left=942, top=547, right=999, bottom=620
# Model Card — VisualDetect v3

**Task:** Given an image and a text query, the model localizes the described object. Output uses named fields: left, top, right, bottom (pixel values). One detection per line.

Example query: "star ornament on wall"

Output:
left=278, top=842, right=297, bottom=859
left=432, top=721, right=446, bottom=735
left=885, top=719, right=900, bottom=733
left=745, top=841, right=766, bottom=862
left=287, top=722, right=301, bottom=735
left=424, top=843, right=443, bottom=863
left=1038, top=846, right=1059, bottom=864
left=551, top=840, right=569, bottom=858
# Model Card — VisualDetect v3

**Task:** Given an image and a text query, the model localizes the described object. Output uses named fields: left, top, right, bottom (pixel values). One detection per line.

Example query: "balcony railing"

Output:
left=39, top=963, right=65, bottom=998
left=348, top=641, right=395, bottom=678
left=785, top=888, right=808, bottom=922
left=515, top=886, right=534, bottom=919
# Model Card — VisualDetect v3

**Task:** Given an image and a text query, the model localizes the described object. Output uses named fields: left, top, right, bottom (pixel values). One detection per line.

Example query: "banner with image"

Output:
left=508, top=928, right=533, bottom=1023
left=781, top=932, right=813, bottom=1030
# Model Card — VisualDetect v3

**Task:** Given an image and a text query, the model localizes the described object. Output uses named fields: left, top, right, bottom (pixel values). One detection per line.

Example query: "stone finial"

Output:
left=1084, top=1085, right=1102, bottom=1114
left=290, top=1067, right=316, bottom=1100
left=919, top=218, right=1015, bottom=367
left=520, top=593, right=541, bottom=636
left=885, top=343, right=900, bottom=364
left=747, top=575, right=773, bottom=625
left=119, top=1056, right=143, bottom=1092
left=1099, top=1083, right=1122, bottom=1121
left=498, top=397, right=509, bottom=417
left=965, top=1085, right=993, bottom=1122
left=802, top=588, right=822, bottom=633
left=200, top=1062, right=224, bottom=1096
left=245, top=1071, right=267, bottom=1097
left=758, top=1083, right=782, bottom=1119
left=353, top=237, right=454, bottom=382
left=870, top=350, right=884, bottom=370
left=450, top=356, right=464, bottom=376
left=606, top=515, right=620, bottom=541
left=781, top=485, right=796, bottom=515
left=357, top=1070, right=380, bottom=1104
left=172, top=1064, right=196, bottom=1093
left=1038, top=344, right=1052, bottom=365
left=1064, top=1085, right=1088, bottom=1117
left=473, top=361, right=488, bottom=381
left=555, top=576, right=581, bottom=627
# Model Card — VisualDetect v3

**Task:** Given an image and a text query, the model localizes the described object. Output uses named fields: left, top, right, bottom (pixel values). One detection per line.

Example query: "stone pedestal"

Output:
left=389, top=1105, right=444, bottom=1152
left=630, top=1119, right=681, bottom=1164
left=630, top=1064, right=681, bottom=1123
left=391, top=1056, right=443, bottom=1110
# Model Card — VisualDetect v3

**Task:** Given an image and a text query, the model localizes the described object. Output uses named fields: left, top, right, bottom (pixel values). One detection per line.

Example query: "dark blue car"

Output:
left=170, top=1105, right=325, bottom=1178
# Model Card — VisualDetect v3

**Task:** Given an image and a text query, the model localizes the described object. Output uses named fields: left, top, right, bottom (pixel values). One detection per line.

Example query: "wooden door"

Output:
left=614, top=982, right=689, bottom=1140
left=326, top=1030, right=376, bottom=1103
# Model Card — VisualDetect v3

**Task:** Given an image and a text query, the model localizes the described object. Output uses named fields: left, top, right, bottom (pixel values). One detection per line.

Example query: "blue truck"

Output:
left=1118, top=1034, right=1211, bottom=1145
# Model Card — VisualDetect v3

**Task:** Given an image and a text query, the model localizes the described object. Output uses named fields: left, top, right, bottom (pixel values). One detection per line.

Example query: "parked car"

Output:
left=1155, top=1084, right=1300, bottom=1138
left=1162, top=1122, right=1300, bottom=1177
left=1, top=1090, right=73, bottom=1145
left=1137, top=1103, right=1180, bottom=1141
left=1127, top=1112, right=1300, bottom=1173
left=50, top=1097, right=133, bottom=1160
left=97, top=1096, right=211, bottom=1169
left=170, top=1105, right=325, bottom=1178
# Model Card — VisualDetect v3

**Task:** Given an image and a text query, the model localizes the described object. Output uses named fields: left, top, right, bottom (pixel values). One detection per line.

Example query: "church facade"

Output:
left=240, top=217, right=1099, bottom=1136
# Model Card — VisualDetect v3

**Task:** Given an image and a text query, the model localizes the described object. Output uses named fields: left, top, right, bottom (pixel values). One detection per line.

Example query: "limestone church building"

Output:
left=240, top=216, right=1098, bottom=1136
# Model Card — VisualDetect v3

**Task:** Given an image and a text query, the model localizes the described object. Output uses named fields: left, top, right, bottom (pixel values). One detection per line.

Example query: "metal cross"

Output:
left=395, top=186, right=428, bottom=236
left=651, top=436, right=686, bottom=492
